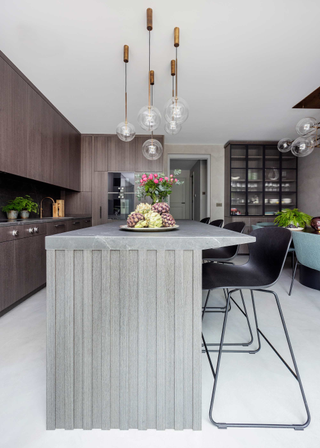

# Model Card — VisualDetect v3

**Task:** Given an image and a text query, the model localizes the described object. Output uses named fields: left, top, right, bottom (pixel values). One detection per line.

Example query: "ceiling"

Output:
left=1, top=0, right=320, bottom=144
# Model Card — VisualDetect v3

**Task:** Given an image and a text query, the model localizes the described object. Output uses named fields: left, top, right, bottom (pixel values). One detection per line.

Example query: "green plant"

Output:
left=274, top=208, right=312, bottom=228
left=2, top=195, right=38, bottom=214
left=135, top=169, right=184, bottom=204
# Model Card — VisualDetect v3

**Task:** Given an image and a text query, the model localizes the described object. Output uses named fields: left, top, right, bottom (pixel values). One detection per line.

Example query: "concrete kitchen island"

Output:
left=45, top=220, right=255, bottom=430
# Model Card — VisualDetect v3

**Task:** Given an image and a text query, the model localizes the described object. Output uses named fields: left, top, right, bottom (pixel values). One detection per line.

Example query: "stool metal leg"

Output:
left=204, top=288, right=311, bottom=429
left=289, top=260, right=299, bottom=296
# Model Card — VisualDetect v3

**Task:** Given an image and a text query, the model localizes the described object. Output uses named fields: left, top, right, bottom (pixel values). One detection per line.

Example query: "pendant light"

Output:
left=139, top=9, right=163, bottom=161
left=278, top=117, right=320, bottom=157
left=137, top=8, right=162, bottom=133
left=164, top=27, right=189, bottom=129
left=116, top=45, right=136, bottom=142
left=164, top=59, right=182, bottom=135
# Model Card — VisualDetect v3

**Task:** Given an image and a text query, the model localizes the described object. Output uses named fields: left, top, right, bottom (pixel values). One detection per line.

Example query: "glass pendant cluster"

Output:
left=116, top=8, right=189, bottom=161
left=278, top=117, right=320, bottom=157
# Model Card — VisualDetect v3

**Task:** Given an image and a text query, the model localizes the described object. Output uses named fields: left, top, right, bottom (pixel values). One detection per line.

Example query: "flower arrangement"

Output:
left=135, top=169, right=184, bottom=204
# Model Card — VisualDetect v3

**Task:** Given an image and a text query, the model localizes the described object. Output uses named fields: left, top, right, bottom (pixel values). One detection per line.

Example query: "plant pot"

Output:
left=311, top=216, right=320, bottom=232
left=7, top=210, right=19, bottom=220
left=20, top=210, right=30, bottom=219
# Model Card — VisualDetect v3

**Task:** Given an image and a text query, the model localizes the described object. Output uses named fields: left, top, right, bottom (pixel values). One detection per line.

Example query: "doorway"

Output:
left=169, top=156, right=210, bottom=220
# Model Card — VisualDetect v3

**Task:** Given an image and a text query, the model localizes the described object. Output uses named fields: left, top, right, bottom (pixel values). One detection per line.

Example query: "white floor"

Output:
left=1, top=258, right=320, bottom=448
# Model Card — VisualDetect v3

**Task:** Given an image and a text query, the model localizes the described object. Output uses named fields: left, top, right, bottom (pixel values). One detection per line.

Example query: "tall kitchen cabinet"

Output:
left=92, top=135, right=164, bottom=225
left=0, top=51, right=81, bottom=191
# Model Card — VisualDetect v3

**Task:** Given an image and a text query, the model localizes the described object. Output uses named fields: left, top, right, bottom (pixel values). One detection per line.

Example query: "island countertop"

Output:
left=45, top=219, right=256, bottom=250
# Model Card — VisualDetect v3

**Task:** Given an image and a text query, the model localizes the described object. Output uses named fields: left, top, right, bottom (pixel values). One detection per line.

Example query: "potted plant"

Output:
left=2, top=195, right=38, bottom=220
left=274, top=208, right=312, bottom=230
left=135, top=169, right=184, bottom=204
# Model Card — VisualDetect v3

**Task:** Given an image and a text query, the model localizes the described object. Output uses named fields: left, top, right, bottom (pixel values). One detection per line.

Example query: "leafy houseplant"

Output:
left=274, top=208, right=312, bottom=229
left=135, top=169, right=184, bottom=204
left=2, top=195, right=38, bottom=219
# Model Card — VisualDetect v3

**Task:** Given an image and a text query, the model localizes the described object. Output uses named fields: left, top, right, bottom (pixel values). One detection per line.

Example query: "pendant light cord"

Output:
left=125, top=63, right=127, bottom=125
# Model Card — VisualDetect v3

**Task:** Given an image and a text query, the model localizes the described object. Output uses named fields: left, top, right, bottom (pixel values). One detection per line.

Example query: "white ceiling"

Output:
left=1, top=0, right=320, bottom=144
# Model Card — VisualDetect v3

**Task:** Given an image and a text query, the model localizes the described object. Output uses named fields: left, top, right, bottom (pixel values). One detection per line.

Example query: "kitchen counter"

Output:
left=46, top=220, right=255, bottom=431
left=0, top=215, right=91, bottom=227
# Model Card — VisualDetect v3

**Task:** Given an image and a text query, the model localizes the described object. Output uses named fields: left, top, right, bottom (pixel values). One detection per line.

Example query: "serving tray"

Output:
left=120, top=225, right=179, bottom=232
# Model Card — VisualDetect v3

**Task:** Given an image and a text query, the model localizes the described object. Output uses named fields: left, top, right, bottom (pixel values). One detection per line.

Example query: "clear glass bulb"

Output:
left=296, top=117, right=317, bottom=136
left=291, top=135, right=316, bottom=157
left=164, top=120, right=182, bottom=135
left=142, top=138, right=163, bottom=160
left=277, top=138, right=292, bottom=152
left=164, top=96, right=189, bottom=124
left=116, top=122, right=136, bottom=142
left=137, top=105, right=161, bottom=132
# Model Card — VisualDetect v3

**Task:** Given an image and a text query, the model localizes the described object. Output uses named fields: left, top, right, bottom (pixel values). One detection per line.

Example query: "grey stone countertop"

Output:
left=0, top=215, right=91, bottom=227
left=46, top=220, right=255, bottom=251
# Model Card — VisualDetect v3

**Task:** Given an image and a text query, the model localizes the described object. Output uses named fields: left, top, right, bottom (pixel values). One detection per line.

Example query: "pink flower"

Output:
left=170, top=174, right=173, bottom=177
left=154, top=179, right=159, bottom=184
left=140, top=179, right=144, bottom=183
left=175, top=178, right=178, bottom=182
left=154, top=173, right=158, bottom=178
left=165, top=177, right=168, bottom=181
left=148, top=174, right=153, bottom=180
left=159, top=178, right=163, bottom=182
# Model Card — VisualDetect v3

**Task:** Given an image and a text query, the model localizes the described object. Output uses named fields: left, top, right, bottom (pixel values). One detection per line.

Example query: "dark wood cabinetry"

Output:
left=0, top=51, right=81, bottom=191
left=0, top=217, right=91, bottom=316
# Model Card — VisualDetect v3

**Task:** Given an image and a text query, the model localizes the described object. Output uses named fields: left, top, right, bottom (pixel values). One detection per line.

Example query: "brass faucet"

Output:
left=40, top=197, right=56, bottom=219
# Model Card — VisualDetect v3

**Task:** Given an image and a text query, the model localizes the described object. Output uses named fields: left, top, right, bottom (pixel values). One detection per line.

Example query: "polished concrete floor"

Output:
left=0, top=257, right=320, bottom=448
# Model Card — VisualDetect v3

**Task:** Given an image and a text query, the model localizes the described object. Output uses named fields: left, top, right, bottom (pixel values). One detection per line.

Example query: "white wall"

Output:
left=298, top=150, right=320, bottom=217
left=164, top=144, right=225, bottom=220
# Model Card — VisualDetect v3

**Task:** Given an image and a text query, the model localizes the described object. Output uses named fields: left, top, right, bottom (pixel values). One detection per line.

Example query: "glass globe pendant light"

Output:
left=142, top=138, right=163, bottom=160
left=296, top=117, right=318, bottom=136
left=291, top=135, right=316, bottom=157
left=137, top=8, right=161, bottom=133
left=164, top=60, right=182, bottom=135
left=116, top=45, right=136, bottom=142
left=277, top=138, right=293, bottom=153
left=164, top=27, right=189, bottom=127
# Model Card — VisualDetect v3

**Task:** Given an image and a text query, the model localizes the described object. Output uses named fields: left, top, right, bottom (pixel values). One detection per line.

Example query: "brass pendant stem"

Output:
left=147, top=8, right=153, bottom=31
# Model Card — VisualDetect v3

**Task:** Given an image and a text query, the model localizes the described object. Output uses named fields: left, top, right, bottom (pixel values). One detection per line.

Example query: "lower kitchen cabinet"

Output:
left=0, top=240, right=16, bottom=312
left=15, top=234, right=46, bottom=301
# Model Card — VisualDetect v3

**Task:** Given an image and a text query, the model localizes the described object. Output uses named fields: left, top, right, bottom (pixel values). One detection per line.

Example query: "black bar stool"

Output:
left=200, top=217, right=210, bottom=224
left=202, top=227, right=310, bottom=429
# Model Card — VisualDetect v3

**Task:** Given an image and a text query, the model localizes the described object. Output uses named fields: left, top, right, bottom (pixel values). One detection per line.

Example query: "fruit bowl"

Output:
left=120, top=225, right=179, bottom=232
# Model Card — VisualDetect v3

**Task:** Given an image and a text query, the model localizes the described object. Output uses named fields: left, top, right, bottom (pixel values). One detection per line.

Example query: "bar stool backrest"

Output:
left=292, top=231, right=320, bottom=272
left=209, top=219, right=223, bottom=228
left=248, top=227, right=292, bottom=287
left=200, top=217, right=210, bottom=224
left=223, top=222, right=246, bottom=233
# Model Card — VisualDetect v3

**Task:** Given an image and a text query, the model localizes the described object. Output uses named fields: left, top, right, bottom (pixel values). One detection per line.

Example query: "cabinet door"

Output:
left=134, top=136, right=164, bottom=172
left=69, top=129, right=81, bottom=191
left=94, top=136, right=109, bottom=171
left=108, top=137, right=136, bottom=171
left=0, top=240, right=16, bottom=312
left=52, top=115, right=69, bottom=188
left=92, top=172, right=109, bottom=225
left=15, top=234, right=46, bottom=300
left=67, top=219, right=82, bottom=232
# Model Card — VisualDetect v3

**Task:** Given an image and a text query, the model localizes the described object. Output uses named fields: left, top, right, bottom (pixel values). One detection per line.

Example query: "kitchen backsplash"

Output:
left=0, top=172, right=63, bottom=219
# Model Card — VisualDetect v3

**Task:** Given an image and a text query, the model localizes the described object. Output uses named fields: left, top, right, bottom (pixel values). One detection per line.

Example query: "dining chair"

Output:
left=202, top=221, right=246, bottom=263
left=209, top=219, right=223, bottom=228
left=289, top=231, right=320, bottom=295
left=202, top=227, right=310, bottom=429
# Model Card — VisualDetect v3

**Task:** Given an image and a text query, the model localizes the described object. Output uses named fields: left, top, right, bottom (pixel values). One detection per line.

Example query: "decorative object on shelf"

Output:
left=278, top=117, right=320, bottom=157
left=116, top=9, right=188, bottom=158
left=116, top=45, right=136, bottom=142
left=267, top=168, right=279, bottom=181
left=135, top=169, right=184, bottom=204
left=274, top=208, right=312, bottom=230
left=124, top=202, right=177, bottom=231
left=2, top=195, right=38, bottom=220
left=310, top=216, right=320, bottom=232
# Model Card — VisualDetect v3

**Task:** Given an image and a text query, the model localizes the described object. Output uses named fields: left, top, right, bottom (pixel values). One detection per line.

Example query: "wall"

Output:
left=164, top=144, right=225, bottom=220
left=0, top=172, right=63, bottom=219
left=298, top=150, right=320, bottom=217
left=190, top=161, right=201, bottom=221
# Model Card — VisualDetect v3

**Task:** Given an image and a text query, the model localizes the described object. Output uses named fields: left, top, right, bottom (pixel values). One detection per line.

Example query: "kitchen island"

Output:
left=45, top=220, right=255, bottom=430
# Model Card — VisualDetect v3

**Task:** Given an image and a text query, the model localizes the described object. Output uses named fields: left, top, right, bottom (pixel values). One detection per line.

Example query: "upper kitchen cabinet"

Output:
left=0, top=51, right=81, bottom=191
left=93, top=135, right=164, bottom=172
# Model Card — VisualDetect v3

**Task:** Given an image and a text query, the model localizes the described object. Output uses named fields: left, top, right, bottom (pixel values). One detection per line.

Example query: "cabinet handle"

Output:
left=55, top=224, right=65, bottom=228
left=85, top=220, right=91, bottom=223
left=33, top=227, right=39, bottom=233
left=73, top=221, right=80, bottom=225
left=100, top=207, right=102, bottom=219
left=12, top=230, right=19, bottom=237
left=27, top=228, right=34, bottom=234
